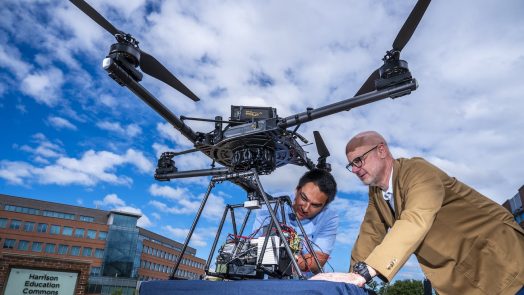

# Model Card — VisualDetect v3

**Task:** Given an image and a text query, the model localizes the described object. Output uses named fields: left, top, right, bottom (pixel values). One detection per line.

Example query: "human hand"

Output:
left=309, top=272, right=367, bottom=287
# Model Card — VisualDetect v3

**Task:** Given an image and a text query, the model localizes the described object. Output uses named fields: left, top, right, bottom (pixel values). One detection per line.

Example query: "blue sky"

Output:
left=1, top=0, right=523, bottom=281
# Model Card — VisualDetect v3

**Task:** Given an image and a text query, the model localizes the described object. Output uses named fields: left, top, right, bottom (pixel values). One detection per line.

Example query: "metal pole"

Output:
left=169, top=179, right=215, bottom=279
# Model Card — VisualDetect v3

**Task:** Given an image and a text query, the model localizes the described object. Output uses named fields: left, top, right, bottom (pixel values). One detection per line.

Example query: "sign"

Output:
left=4, top=268, right=78, bottom=295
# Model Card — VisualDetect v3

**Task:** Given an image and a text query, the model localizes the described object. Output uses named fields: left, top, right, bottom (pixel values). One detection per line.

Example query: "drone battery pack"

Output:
left=231, top=106, right=277, bottom=121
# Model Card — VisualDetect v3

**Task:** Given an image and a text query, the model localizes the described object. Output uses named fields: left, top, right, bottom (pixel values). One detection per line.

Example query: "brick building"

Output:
left=0, top=194, right=206, bottom=295
left=502, top=185, right=524, bottom=228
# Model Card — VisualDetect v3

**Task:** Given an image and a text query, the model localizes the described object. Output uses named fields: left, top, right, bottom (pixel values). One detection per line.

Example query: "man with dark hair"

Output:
left=252, top=168, right=339, bottom=274
left=311, top=131, right=524, bottom=295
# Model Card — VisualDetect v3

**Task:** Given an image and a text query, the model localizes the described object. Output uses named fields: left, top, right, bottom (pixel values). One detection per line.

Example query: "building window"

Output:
left=82, top=247, right=92, bottom=257
left=58, top=244, right=69, bottom=255
left=80, top=215, right=94, bottom=222
left=18, top=240, right=30, bottom=251
left=45, top=243, right=56, bottom=253
left=4, top=205, right=39, bottom=215
left=37, top=223, right=48, bottom=233
left=87, top=229, right=97, bottom=239
left=50, top=225, right=61, bottom=235
left=95, top=248, right=104, bottom=258
left=98, top=231, right=107, bottom=240
left=31, top=242, right=43, bottom=252
left=90, top=266, right=101, bottom=276
left=0, top=218, right=7, bottom=228
left=9, top=219, right=21, bottom=230
left=43, top=210, right=75, bottom=220
left=70, top=246, right=80, bottom=256
left=62, top=226, right=73, bottom=236
left=23, top=222, right=35, bottom=232
left=74, top=228, right=85, bottom=238
left=3, top=239, right=16, bottom=249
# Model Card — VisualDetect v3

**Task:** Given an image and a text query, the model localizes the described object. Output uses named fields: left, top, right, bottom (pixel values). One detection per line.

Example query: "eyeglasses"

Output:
left=346, top=145, right=379, bottom=171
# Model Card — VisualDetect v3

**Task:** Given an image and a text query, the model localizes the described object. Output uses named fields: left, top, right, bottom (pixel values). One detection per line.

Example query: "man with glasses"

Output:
left=311, top=131, right=524, bottom=295
left=252, top=168, right=339, bottom=275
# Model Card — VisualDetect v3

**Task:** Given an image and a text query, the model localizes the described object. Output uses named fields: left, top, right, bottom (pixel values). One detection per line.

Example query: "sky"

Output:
left=1, top=0, right=523, bottom=282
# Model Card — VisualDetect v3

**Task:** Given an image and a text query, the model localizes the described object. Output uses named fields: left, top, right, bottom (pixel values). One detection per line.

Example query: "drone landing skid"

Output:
left=169, top=169, right=322, bottom=280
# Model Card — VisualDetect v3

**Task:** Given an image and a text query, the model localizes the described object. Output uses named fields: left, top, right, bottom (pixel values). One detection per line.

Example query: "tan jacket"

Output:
left=351, top=157, right=524, bottom=295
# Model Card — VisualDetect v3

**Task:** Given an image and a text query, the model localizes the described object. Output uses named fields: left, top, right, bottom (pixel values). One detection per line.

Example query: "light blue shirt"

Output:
left=251, top=198, right=339, bottom=256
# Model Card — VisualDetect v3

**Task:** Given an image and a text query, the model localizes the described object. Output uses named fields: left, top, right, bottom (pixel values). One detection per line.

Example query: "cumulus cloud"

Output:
left=94, top=193, right=153, bottom=228
left=21, top=67, right=64, bottom=106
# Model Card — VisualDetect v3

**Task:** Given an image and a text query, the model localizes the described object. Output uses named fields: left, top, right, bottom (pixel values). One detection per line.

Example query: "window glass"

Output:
left=18, top=240, right=30, bottom=250
left=70, top=246, right=80, bottom=256
left=23, top=222, right=35, bottom=232
left=50, top=225, right=60, bottom=235
left=75, top=228, right=85, bottom=238
left=98, top=231, right=107, bottom=240
left=82, top=247, right=92, bottom=257
left=80, top=216, right=94, bottom=222
left=95, top=248, right=104, bottom=258
left=87, top=229, right=97, bottom=239
left=9, top=219, right=21, bottom=230
left=45, top=243, right=56, bottom=253
left=62, top=226, right=73, bottom=236
left=32, top=242, right=43, bottom=252
left=37, top=223, right=47, bottom=233
left=0, top=218, right=7, bottom=228
left=58, top=244, right=69, bottom=255
left=3, top=239, right=16, bottom=249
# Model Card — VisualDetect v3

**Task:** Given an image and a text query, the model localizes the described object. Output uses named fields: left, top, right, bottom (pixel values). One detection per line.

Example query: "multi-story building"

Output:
left=0, top=194, right=206, bottom=295
left=502, top=185, right=524, bottom=228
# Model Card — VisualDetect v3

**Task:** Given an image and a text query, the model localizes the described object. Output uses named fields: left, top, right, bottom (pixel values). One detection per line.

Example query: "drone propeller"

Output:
left=313, top=131, right=331, bottom=172
left=70, top=0, right=200, bottom=101
left=355, top=0, right=430, bottom=96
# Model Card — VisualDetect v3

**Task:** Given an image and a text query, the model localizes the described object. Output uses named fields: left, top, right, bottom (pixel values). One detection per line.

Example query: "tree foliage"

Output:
left=369, top=279, right=425, bottom=295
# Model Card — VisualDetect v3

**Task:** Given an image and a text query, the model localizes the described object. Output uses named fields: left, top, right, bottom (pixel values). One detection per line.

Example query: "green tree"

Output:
left=374, top=279, right=425, bottom=295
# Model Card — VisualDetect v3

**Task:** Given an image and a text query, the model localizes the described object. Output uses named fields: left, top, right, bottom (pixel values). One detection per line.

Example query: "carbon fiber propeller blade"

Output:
left=140, top=51, right=200, bottom=101
left=313, top=131, right=330, bottom=158
left=70, top=0, right=120, bottom=36
left=354, top=69, right=380, bottom=96
left=392, top=0, right=431, bottom=52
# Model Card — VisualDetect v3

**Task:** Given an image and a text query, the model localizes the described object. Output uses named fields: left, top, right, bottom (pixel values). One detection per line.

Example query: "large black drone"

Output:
left=71, top=0, right=431, bottom=280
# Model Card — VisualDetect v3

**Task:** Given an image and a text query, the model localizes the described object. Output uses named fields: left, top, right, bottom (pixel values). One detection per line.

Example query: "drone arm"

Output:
left=155, top=167, right=229, bottom=180
left=278, top=79, right=417, bottom=129
left=103, top=57, right=198, bottom=143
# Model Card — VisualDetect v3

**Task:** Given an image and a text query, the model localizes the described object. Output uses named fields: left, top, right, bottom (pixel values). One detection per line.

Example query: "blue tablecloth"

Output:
left=139, top=280, right=374, bottom=295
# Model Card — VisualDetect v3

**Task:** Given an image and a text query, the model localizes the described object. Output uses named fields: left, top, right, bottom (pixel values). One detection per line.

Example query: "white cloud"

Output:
left=149, top=183, right=227, bottom=220
left=97, top=121, right=142, bottom=138
left=163, top=225, right=217, bottom=247
left=21, top=67, right=64, bottom=106
left=94, top=193, right=153, bottom=228
left=48, top=116, right=77, bottom=130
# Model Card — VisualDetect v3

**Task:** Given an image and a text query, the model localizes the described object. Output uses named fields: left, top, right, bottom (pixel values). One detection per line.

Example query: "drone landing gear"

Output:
left=169, top=169, right=323, bottom=280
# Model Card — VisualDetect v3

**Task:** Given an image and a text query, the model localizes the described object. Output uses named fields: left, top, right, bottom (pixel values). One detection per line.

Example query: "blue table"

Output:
left=139, top=280, right=374, bottom=295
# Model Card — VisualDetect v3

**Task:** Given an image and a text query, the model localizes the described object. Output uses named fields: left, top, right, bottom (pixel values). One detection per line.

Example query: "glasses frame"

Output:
left=346, top=144, right=379, bottom=171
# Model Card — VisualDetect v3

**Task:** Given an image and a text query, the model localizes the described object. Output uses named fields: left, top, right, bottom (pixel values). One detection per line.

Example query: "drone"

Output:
left=70, top=0, right=431, bottom=280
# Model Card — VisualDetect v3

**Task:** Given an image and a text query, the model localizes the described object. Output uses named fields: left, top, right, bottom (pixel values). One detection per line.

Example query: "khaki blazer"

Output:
left=351, top=157, right=524, bottom=295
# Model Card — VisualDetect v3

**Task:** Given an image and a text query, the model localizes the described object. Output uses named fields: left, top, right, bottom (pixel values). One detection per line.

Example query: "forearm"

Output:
left=297, top=252, right=329, bottom=273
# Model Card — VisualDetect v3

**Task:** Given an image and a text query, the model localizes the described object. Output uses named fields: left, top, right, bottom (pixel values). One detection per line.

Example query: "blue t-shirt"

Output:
left=251, top=199, right=339, bottom=256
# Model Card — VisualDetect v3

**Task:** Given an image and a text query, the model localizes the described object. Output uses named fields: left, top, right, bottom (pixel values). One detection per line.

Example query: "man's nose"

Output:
left=303, top=203, right=310, bottom=212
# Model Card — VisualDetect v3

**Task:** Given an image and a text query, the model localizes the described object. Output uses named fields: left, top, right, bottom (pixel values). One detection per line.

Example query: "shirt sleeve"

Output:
left=310, top=208, right=339, bottom=255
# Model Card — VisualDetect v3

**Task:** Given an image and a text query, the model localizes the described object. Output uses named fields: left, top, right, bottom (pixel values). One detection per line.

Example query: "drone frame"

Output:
left=70, top=0, right=431, bottom=280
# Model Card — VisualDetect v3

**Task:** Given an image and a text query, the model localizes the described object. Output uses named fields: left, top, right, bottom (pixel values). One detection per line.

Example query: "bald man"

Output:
left=311, top=131, right=524, bottom=295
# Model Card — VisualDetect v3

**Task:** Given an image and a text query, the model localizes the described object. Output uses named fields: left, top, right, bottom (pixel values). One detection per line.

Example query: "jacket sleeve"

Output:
left=365, top=161, right=444, bottom=282
left=350, top=187, right=389, bottom=271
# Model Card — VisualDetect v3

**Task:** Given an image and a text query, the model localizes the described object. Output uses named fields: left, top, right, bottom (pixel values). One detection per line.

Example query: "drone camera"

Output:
left=155, top=152, right=177, bottom=180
